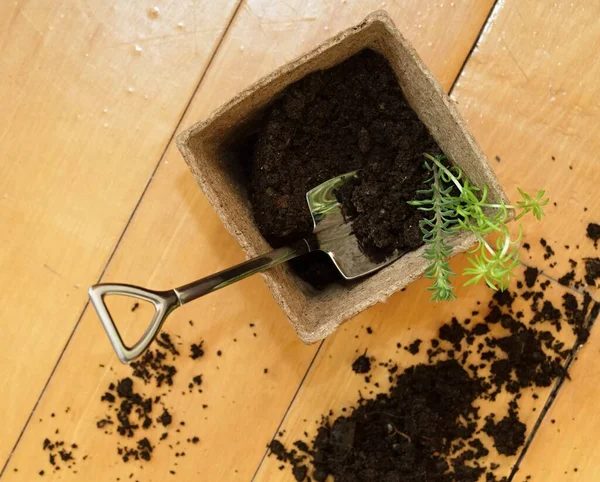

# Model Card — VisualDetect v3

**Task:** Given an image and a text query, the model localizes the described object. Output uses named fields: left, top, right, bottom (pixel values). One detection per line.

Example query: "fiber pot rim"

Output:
left=176, top=10, right=509, bottom=343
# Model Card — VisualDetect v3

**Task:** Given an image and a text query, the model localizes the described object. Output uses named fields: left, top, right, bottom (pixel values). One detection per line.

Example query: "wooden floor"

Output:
left=1, top=0, right=599, bottom=480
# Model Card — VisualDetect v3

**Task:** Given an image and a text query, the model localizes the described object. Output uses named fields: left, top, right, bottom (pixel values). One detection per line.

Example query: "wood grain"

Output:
left=449, top=1, right=600, bottom=480
left=1, top=0, right=495, bottom=480
left=0, top=0, right=241, bottom=468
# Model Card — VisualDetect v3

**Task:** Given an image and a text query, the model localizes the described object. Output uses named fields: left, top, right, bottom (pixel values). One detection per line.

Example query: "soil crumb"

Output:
left=190, top=341, right=204, bottom=360
left=584, top=258, right=600, bottom=286
left=587, top=223, right=600, bottom=248
left=351, top=353, right=371, bottom=374
left=524, top=267, right=539, bottom=288
left=484, top=408, right=526, bottom=456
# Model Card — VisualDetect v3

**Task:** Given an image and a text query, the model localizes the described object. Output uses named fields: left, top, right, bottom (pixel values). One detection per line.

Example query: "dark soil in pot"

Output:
left=243, top=49, right=442, bottom=287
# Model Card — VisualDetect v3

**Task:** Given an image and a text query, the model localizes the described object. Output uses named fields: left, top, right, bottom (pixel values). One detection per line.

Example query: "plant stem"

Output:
left=411, top=153, right=548, bottom=299
left=431, top=166, right=447, bottom=260
left=425, top=153, right=463, bottom=192
left=471, top=230, right=496, bottom=256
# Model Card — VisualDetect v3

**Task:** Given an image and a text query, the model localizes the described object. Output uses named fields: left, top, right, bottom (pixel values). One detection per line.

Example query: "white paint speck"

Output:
left=148, top=6, right=160, bottom=19
left=127, top=86, right=135, bottom=94
left=134, top=44, right=143, bottom=54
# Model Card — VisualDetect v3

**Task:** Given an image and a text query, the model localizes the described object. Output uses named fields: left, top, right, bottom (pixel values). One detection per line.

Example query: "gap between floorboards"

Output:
left=508, top=301, right=600, bottom=481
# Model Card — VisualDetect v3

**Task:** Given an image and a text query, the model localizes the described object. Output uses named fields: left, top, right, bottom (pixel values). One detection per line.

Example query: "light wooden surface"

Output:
left=452, top=1, right=600, bottom=480
left=1, top=1, right=599, bottom=481
left=0, top=0, right=494, bottom=480
left=450, top=0, right=600, bottom=301
left=0, top=0, right=240, bottom=466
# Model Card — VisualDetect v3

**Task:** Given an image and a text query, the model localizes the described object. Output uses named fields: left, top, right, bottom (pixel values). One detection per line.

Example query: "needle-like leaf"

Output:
left=409, top=154, right=548, bottom=300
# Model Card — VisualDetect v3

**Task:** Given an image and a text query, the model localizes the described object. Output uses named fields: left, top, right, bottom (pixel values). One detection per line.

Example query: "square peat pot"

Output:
left=176, top=11, right=507, bottom=343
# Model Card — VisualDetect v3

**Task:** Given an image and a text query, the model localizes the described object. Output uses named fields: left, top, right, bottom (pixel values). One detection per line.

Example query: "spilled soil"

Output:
left=268, top=233, right=600, bottom=482
left=96, top=333, right=204, bottom=469
left=32, top=224, right=600, bottom=481
left=35, top=333, right=206, bottom=477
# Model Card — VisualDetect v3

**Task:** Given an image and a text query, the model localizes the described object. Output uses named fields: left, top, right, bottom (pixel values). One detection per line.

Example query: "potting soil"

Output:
left=246, top=49, right=441, bottom=286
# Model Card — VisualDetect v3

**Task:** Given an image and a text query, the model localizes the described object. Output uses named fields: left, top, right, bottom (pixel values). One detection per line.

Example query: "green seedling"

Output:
left=408, top=153, right=549, bottom=301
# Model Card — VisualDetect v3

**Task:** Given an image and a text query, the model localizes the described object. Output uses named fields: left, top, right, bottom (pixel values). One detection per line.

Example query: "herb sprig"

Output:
left=409, top=153, right=549, bottom=301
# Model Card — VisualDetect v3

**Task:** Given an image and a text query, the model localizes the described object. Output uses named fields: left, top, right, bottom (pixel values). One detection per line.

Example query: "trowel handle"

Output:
left=88, top=284, right=180, bottom=364
left=173, top=238, right=313, bottom=304
left=89, top=239, right=313, bottom=364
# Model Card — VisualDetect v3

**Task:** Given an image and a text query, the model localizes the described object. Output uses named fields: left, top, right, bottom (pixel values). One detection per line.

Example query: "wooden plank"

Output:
left=0, top=0, right=241, bottom=466
left=448, top=1, right=600, bottom=480
left=513, top=316, right=600, bottom=482
left=253, top=264, right=586, bottom=481
left=1, top=0, right=495, bottom=480
left=449, top=0, right=600, bottom=300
